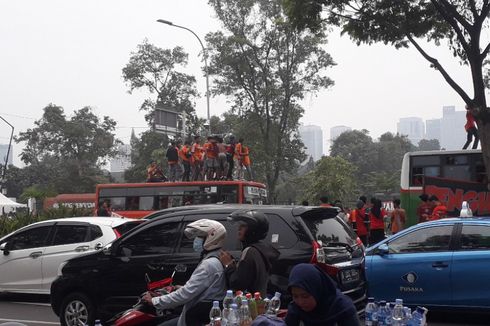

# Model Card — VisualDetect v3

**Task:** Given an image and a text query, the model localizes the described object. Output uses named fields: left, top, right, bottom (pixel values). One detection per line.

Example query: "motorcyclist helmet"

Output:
left=228, top=210, right=269, bottom=242
left=184, top=219, right=227, bottom=251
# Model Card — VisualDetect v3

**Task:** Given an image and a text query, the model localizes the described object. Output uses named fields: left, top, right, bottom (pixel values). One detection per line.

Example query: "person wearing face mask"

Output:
left=142, top=219, right=227, bottom=326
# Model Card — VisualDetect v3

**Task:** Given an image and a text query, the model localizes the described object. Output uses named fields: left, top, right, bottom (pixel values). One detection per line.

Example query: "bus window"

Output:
left=126, top=196, right=140, bottom=210
left=108, top=197, right=125, bottom=210
left=220, top=186, right=238, bottom=203
left=139, top=196, right=154, bottom=210
left=411, top=166, right=440, bottom=186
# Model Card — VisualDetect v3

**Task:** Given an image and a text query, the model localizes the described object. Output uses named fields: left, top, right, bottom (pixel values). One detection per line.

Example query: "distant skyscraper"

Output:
left=110, top=144, right=132, bottom=173
left=0, top=144, right=13, bottom=166
left=330, top=125, right=352, bottom=141
left=425, top=119, right=442, bottom=142
left=397, top=117, right=425, bottom=146
left=440, top=106, right=466, bottom=150
left=299, top=125, right=324, bottom=161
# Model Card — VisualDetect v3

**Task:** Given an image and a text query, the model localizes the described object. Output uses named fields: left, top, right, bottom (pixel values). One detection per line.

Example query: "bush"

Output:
left=0, top=207, right=94, bottom=238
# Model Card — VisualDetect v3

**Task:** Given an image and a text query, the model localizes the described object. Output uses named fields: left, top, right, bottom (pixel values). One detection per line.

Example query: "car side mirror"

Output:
left=377, top=243, right=389, bottom=255
left=0, top=242, right=10, bottom=256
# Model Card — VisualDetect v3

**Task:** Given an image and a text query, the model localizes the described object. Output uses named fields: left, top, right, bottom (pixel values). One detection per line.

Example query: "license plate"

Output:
left=340, top=268, right=360, bottom=284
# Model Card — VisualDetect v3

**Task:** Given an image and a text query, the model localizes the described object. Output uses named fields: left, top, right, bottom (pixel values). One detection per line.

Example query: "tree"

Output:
left=418, top=138, right=441, bottom=151
left=15, top=104, right=118, bottom=193
left=206, top=0, right=335, bottom=197
left=301, top=156, right=357, bottom=204
left=285, top=0, right=490, bottom=187
left=330, top=129, right=376, bottom=177
left=124, top=130, right=169, bottom=182
left=122, top=40, right=203, bottom=136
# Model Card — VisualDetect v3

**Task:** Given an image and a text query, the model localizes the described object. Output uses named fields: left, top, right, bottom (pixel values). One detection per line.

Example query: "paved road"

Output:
left=0, top=294, right=489, bottom=326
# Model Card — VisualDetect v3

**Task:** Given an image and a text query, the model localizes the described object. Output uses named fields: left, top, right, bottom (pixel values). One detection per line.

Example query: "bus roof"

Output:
left=404, top=149, right=482, bottom=157
left=96, top=180, right=267, bottom=189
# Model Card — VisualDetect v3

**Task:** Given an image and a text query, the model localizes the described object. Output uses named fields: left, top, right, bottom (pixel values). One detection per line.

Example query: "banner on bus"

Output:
left=424, top=176, right=490, bottom=216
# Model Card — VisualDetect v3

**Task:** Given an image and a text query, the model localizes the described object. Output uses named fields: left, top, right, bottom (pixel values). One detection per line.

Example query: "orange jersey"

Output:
left=430, top=205, right=448, bottom=221
left=241, top=146, right=251, bottom=166
left=179, top=145, right=192, bottom=162
left=204, top=142, right=218, bottom=159
left=234, top=143, right=242, bottom=160
left=191, top=143, right=204, bottom=161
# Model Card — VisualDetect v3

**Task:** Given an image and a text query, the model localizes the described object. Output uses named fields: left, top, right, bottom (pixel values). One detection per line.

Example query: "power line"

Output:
left=0, top=112, right=36, bottom=120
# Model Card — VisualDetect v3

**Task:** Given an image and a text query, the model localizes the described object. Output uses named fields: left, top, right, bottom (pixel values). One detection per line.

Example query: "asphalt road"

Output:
left=0, top=293, right=489, bottom=326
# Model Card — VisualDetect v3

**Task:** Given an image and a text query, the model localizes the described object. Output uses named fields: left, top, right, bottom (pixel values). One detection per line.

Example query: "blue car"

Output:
left=365, top=218, right=490, bottom=310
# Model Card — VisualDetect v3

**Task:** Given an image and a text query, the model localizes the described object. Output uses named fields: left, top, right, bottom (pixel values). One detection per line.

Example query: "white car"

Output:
left=0, top=216, right=144, bottom=294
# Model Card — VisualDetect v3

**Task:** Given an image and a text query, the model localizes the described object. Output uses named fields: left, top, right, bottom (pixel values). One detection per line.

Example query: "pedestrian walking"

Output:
left=463, top=105, right=479, bottom=149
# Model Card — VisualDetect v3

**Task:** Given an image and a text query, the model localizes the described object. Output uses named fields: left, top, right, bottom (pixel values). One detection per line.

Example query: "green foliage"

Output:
left=125, top=130, right=170, bottom=183
left=122, top=40, right=203, bottom=135
left=418, top=138, right=441, bottom=151
left=13, top=105, right=118, bottom=194
left=206, top=0, right=335, bottom=197
left=300, top=156, right=357, bottom=204
left=20, top=185, right=57, bottom=202
left=0, top=207, right=93, bottom=238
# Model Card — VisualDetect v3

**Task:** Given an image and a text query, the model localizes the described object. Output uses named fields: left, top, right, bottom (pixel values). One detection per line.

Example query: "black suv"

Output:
left=51, top=205, right=366, bottom=325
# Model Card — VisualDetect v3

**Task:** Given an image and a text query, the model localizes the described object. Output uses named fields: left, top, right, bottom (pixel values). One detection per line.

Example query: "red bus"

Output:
left=43, top=193, right=96, bottom=210
left=95, top=180, right=268, bottom=218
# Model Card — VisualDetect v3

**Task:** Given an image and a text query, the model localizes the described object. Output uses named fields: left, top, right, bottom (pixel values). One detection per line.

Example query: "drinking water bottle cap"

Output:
left=368, top=297, right=375, bottom=302
left=380, top=300, right=387, bottom=305
left=226, top=290, right=233, bottom=295
left=231, top=303, right=238, bottom=309
left=242, top=299, right=248, bottom=304
left=213, top=301, right=219, bottom=307
left=274, top=292, right=281, bottom=298
left=395, top=299, right=403, bottom=305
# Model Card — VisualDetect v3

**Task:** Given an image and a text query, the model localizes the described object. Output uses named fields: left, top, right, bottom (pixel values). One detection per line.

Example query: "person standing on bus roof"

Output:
left=240, top=142, right=254, bottom=181
left=234, top=138, right=243, bottom=180
left=462, top=105, right=479, bottom=150
left=417, top=194, right=433, bottom=223
left=191, top=136, right=204, bottom=181
left=429, top=195, right=448, bottom=221
left=179, top=140, right=192, bottom=182
left=147, top=160, right=166, bottom=182
left=216, top=136, right=228, bottom=180
left=166, top=141, right=181, bottom=182
left=204, top=136, right=219, bottom=180
left=225, top=135, right=236, bottom=180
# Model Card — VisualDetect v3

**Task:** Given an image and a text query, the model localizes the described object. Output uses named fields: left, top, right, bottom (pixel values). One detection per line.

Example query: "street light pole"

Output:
left=0, top=115, right=14, bottom=194
left=157, top=19, right=211, bottom=135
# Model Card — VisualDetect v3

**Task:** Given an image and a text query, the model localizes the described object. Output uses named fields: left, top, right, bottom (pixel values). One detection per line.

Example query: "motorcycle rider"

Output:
left=219, top=210, right=280, bottom=297
left=142, top=219, right=227, bottom=326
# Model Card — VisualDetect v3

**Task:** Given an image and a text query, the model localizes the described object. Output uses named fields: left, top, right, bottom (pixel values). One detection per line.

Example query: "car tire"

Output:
left=60, top=292, right=96, bottom=326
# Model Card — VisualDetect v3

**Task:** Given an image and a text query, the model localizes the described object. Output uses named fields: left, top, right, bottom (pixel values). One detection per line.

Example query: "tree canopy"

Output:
left=206, top=0, right=335, bottom=196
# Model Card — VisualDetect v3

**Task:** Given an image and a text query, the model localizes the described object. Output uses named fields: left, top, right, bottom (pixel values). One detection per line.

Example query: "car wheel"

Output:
left=60, top=292, right=96, bottom=326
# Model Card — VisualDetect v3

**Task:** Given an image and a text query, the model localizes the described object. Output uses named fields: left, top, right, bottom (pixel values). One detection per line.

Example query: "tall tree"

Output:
left=285, top=0, right=490, bottom=187
left=206, top=0, right=335, bottom=197
left=122, top=40, right=203, bottom=136
left=418, top=138, right=441, bottom=151
left=15, top=104, right=118, bottom=193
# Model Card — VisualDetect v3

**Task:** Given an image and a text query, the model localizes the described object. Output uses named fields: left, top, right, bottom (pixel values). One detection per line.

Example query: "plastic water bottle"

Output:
left=377, top=300, right=392, bottom=326
left=246, top=293, right=258, bottom=319
left=409, top=306, right=427, bottom=326
left=222, top=290, right=235, bottom=323
left=209, top=301, right=222, bottom=326
left=94, top=321, right=102, bottom=326
left=266, top=292, right=281, bottom=316
left=365, top=297, right=378, bottom=326
left=391, top=299, right=404, bottom=326
left=227, top=303, right=240, bottom=326
left=239, top=299, right=253, bottom=326
left=403, top=307, right=412, bottom=325
left=263, top=298, right=271, bottom=314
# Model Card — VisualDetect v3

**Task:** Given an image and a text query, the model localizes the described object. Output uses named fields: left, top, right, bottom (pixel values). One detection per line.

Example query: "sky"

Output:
left=0, top=0, right=483, bottom=166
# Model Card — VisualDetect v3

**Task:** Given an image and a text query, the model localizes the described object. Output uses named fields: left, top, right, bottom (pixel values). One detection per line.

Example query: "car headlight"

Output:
left=57, top=261, right=68, bottom=277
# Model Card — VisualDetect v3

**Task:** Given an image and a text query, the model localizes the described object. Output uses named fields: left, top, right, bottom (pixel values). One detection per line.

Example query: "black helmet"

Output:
left=228, top=210, right=269, bottom=242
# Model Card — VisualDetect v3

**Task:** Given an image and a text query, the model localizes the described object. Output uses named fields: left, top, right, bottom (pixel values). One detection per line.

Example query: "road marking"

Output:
left=0, top=318, right=59, bottom=325
left=10, top=301, right=52, bottom=307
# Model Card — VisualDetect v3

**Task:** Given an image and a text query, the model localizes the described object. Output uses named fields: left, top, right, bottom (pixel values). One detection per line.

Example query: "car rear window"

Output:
left=300, top=210, right=356, bottom=247
left=114, top=221, right=146, bottom=236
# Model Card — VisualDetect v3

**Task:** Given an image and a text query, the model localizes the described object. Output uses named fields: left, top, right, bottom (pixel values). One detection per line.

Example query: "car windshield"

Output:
left=301, top=211, right=357, bottom=247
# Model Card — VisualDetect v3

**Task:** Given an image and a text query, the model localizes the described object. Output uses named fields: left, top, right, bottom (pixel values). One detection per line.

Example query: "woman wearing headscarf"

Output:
left=285, top=264, right=360, bottom=326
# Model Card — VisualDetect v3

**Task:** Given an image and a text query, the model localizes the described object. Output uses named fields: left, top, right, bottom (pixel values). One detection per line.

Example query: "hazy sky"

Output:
left=0, top=1, right=481, bottom=165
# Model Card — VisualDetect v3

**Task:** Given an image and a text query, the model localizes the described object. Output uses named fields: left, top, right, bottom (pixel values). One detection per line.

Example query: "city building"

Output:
left=110, top=144, right=132, bottom=174
left=397, top=117, right=425, bottom=146
left=425, top=119, right=442, bottom=142
left=0, top=144, right=13, bottom=166
left=330, top=125, right=352, bottom=141
left=299, top=125, right=324, bottom=162
left=440, top=106, right=466, bottom=150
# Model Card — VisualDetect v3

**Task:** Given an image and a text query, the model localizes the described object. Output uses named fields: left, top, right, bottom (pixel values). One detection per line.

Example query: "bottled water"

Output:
left=223, top=290, right=235, bottom=322
left=209, top=301, right=222, bottom=326
left=239, top=299, right=253, bottom=326
left=246, top=293, right=258, bottom=319
left=364, top=297, right=378, bottom=326
left=227, top=303, right=240, bottom=326
left=391, top=299, right=404, bottom=326
left=266, top=292, right=281, bottom=316
left=403, top=307, right=412, bottom=325
left=263, top=298, right=271, bottom=315
left=377, top=300, right=392, bottom=326
left=94, top=321, right=102, bottom=326
left=409, top=306, right=427, bottom=326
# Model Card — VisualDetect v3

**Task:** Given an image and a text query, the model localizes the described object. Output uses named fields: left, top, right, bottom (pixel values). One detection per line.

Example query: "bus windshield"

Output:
left=96, top=181, right=268, bottom=218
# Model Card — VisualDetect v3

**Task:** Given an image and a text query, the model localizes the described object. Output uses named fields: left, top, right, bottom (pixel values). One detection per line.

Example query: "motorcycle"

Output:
left=107, top=264, right=187, bottom=326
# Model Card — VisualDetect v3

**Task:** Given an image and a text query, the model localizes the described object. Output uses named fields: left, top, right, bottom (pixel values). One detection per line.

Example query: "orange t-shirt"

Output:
left=204, top=142, right=218, bottom=159
left=391, top=208, right=406, bottom=234
left=350, top=208, right=367, bottom=236
left=191, top=143, right=203, bottom=161
left=179, top=145, right=191, bottom=162
left=430, top=205, right=448, bottom=221
left=234, top=143, right=242, bottom=160
left=241, top=146, right=251, bottom=166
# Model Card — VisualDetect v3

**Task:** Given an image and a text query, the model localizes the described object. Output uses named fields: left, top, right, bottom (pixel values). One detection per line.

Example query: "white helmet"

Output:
left=184, top=219, right=227, bottom=251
